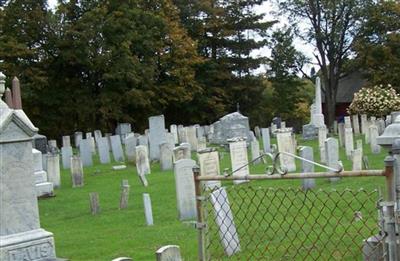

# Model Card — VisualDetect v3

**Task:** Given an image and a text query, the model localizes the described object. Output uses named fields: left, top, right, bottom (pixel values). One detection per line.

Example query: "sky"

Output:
left=47, top=0, right=317, bottom=75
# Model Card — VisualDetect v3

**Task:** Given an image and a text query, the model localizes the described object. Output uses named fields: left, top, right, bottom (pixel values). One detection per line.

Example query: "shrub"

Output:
left=347, top=84, right=400, bottom=117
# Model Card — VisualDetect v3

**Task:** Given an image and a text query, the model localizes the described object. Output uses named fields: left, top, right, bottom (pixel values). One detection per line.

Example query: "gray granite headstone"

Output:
left=149, top=115, right=167, bottom=160
left=261, top=128, right=271, bottom=153
left=62, top=135, right=71, bottom=147
left=302, top=124, right=318, bottom=140
left=125, top=134, right=137, bottom=163
left=97, top=137, right=111, bottom=164
left=210, top=112, right=251, bottom=145
left=299, top=146, right=315, bottom=190
left=0, top=78, right=57, bottom=260
left=110, top=135, right=125, bottom=162
left=174, top=159, right=197, bottom=220
left=32, top=133, right=48, bottom=154
left=79, top=138, right=93, bottom=167
left=160, top=142, right=173, bottom=171
left=70, top=156, right=84, bottom=187
left=61, top=146, right=73, bottom=169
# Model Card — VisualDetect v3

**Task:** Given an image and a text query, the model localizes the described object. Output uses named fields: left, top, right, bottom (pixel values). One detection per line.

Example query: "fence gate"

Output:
left=193, top=157, right=398, bottom=261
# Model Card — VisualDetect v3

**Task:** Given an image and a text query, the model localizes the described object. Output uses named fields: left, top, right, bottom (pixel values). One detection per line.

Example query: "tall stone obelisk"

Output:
left=313, top=77, right=325, bottom=128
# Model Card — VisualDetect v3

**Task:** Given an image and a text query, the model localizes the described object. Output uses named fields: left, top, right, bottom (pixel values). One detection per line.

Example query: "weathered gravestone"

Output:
left=143, top=193, right=154, bottom=226
left=318, top=126, right=327, bottom=163
left=338, top=123, right=345, bottom=147
left=197, top=136, right=207, bottom=151
left=70, top=156, right=84, bottom=187
left=110, top=135, right=125, bottom=162
left=97, top=137, right=111, bottom=164
left=170, top=124, right=179, bottom=144
left=229, top=139, right=250, bottom=184
left=136, top=145, right=151, bottom=176
left=369, top=124, right=381, bottom=154
left=125, top=134, right=137, bottom=163
left=61, top=145, right=73, bottom=169
left=89, top=192, right=100, bottom=215
left=261, top=128, right=271, bottom=153
left=74, top=131, right=83, bottom=147
left=79, top=138, right=93, bottom=167
left=173, top=143, right=191, bottom=162
left=210, top=112, right=251, bottom=145
left=156, top=245, right=182, bottom=261
left=276, top=131, right=296, bottom=172
left=32, top=149, right=54, bottom=197
left=250, top=139, right=261, bottom=165
left=186, top=126, right=198, bottom=151
left=210, top=187, right=241, bottom=257
left=32, top=133, right=48, bottom=154
left=62, top=135, right=71, bottom=147
left=160, top=142, right=173, bottom=171
left=0, top=72, right=58, bottom=260
left=149, top=115, right=167, bottom=161
left=352, top=115, right=360, bottom=134
left=177, top=125, right=188, bottom=143
left=119, top=180, right=130, bottom=210
left=115, top=123, right=132, bottom=144
left=299, top=146, right=315, bottom=190
left=360, top=114, right=368, bottom=134
left=46, top=154, right=61, bottom=188
left=174, top=159, right=197, bottom=220
left=325, top=138, right=340, bottom=182
left=352, top=148, right=362, bottom=171
left=94, top=130, right=102, bottom=143
left=344, top=127, right=354, bottom=158
left=198, top=149, right=221, bottom=189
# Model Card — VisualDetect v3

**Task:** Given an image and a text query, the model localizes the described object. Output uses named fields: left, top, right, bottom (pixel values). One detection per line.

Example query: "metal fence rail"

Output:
left=193, top=167, right=395, bottom=261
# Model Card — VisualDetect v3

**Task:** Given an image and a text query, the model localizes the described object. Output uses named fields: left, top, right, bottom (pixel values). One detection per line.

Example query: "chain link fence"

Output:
left=198, top=184, right=387, bottom=260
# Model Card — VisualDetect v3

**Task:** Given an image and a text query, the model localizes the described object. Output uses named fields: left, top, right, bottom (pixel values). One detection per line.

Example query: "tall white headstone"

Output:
left=325, top=138, right=340, bottom=182
left=261, top=128, right=271, bottom=153
left=313, top=77, right=325, bottom=127
left=149, top=115, right=167, bottom=160
left=276, top=131, right=296, bottom=172
left=174, top=159, right=197, bottom=220
left=229, top=140, right=250, bottom=184
left=198, top=149, right=221, bottom=189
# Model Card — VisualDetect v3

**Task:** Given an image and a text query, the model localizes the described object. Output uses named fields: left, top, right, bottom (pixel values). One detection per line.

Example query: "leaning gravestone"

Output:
left=79, top=138, right=93, bottom=167
left=156, top=245, right=182, bottom=261
left=198, top=148, right=221, bottom=189
left=110, top=135, right=125, bottom=162
left=0, top=72, right=58, bottom=260
left=210, top=187, right=241, bottom=257
left=115, top=123, right=132, bottom=144
left=299, top=146, right=315, bottom=190
left=149, top=115, right=167, bottom=161
left=143, top=193, right=154, bottom=226
left=97, top=137, right=111, bottom=164
left=229, top=139, right=250, bottom=184
left=174, top=159, right=197, bottom=220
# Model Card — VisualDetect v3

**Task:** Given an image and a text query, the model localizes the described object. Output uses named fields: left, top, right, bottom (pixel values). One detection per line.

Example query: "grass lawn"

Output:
left=38, top=134, right=388, bottom=260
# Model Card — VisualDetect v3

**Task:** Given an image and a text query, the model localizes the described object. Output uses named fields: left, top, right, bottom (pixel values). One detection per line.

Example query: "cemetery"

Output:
left=1, top=1, right=400, bottom=260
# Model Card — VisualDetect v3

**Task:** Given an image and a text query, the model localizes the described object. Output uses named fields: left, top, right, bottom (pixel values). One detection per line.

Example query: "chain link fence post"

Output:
left=193, top=166, right=206, bottom=261
left=384, top=155, right=397, bottom=261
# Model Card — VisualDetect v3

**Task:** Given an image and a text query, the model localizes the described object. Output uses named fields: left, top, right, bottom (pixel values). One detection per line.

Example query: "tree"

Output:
left=278, top=0, right=372, bottom=127
left=353, top=1, right=400, bottom=89
left=267, top=28, right=310, bottom=126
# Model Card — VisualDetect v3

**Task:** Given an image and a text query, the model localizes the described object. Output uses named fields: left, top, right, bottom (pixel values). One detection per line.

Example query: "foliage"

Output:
left=353, top=1, right=400, bottom=90
left=348, top=84, right=400, bottom=117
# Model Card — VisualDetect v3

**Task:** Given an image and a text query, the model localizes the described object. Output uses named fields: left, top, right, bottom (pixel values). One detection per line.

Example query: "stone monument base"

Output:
left=35, top=182, right=54, bottom=198
left=0, top=229, right=56, bottom=261
left=302, top=124, right=318, bottom=140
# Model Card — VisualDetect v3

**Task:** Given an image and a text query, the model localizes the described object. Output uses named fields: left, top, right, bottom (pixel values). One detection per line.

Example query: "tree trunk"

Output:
left=324, top=77, right=337, bottom=130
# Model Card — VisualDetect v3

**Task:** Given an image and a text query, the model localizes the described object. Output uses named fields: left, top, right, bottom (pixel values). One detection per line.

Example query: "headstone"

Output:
left=229, top=139, right=250, bottom=184
left=110, top=135, right=125, bottom=162
left=186, top=126, right=198, bottom=151
left=89, top=192, right=100, bottom=215
left=254, top=126, right=261, bottom=140
left=112, top=258, right=132, bottom=261
left=112, top=165, right=126, bottom=170
left=138, top=135, right=149, bottom=146
left=280, top=121, right=286, bottom=129
left=174, top=159, right=197, bottom=220
left=261, top=128, right=271, bottom=153
left=115, top=123, right=132, bottom=144
left=173, top=143, right=191, bottom=162
left=136, top=145, right=151, bottom=176
left=198, top=149, right=221, bottom=189
left=70, top=156, right=84, bottom=187
left=302, top=124, right=318, bottom=140
left=352, top=115, right=360, bottom=134
left=338, top=123, right=345, bottom=147
left=156, top=245, right=182, bottom=261
left=210, top=112, right=251, bottom=145
left=119, top=180, right=130, bottom=209
left=344, top=127, right=354, bottom=158
left=352, top=149, right=362, bottom=171
left=0, top=75, right=57, bottom=260
left=318, top=126, right=327, bottom=163
left=369, top=125, right=381, bottom=154
left=46, top=154, right=61, bottom=188
left=32, top=134, right=48, bottom=154
left=365, top=120, right=371, bottom=144
left=177, top=125, right=188, bottom=143
left=143, top=193, right=154, bottom=225
left=312, top=77, right=325, bottom=127
left=74, top=131, right=83, bottom=147
left=170, top=124, right=179, bottom=144
left=61, top=146, right=73, bottom=169
left=62, top=135, right=71, bottom=147
left=196, top=126, right=205, bottom=140
left=125, top=134, right=137, bottom=163
left=333, top=120, right=338, bottom=134
left=325, top=138, right=340, bottom=182
left=79, top=138, right=93, bottom=167
left=94, top=130, right=102, bottom=143
left=149, top=115, right=167, bottom=160
left=377, top=118, right=386, bottom=135
left=160, top=142, right=173, bottom=171
left=299, top=146, right=315, bottom=190
left=276, top=131, right=296, bottom=172
left=356, top=139, right=363, bottom=158
left=197, top=137, right=207, bottom=151
left=210, top=187, right=241, bottom=257
left=250, top=139, right=261, bottom=165
left=97, top=137, right=111, bottom=164
left=344, top=116, right=352, bottom=129
left=32, top=149, right=54, bottom=197
left=360, top=114, right=368, bottom=134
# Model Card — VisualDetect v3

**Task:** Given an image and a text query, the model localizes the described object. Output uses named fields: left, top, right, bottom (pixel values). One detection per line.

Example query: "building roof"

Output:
left=322, top=71, right=368, bottom=103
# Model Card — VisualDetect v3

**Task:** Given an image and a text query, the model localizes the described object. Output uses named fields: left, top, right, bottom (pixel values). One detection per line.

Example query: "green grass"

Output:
left=38, top=134, right=388, bottom=260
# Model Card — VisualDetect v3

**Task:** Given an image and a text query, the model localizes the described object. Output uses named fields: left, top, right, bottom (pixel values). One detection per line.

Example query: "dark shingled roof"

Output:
left=322, top=71, right=368, bottom=103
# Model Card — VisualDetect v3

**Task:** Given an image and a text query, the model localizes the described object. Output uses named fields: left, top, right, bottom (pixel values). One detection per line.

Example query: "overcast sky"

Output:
left=47, top=0, right=316, bottom=75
